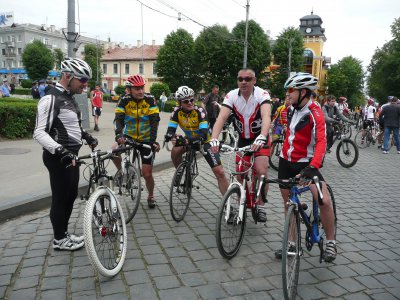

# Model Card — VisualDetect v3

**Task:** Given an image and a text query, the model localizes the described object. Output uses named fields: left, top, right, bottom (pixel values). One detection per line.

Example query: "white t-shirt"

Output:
left=365, top=105, right=376, bottom=120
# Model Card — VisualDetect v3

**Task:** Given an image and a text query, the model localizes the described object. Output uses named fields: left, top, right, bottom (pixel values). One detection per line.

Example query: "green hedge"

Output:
left=13, top=88, right=32, bottom=96
left=0, top=98, right=37, bottom=139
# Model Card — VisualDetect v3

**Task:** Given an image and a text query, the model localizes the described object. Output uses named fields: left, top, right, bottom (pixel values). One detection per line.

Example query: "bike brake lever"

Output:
left=313, top=176, right=324, bottom=203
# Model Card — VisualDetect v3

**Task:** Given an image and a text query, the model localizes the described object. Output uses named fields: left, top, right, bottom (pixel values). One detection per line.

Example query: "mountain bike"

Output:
left=113, top=138, right=152, bottom=224
left=329, top=121, right=359, bottom=168
left=267, top=177, right=337, bottom=300
left=215, top=142, right=268, bottom=259
left=219, top=115, right=235, bottom=147
left=269, top=126, right=286, bottom=171
left=168, top=140, right=201, bottom=222
left=78, top=147, right=129, bottom=277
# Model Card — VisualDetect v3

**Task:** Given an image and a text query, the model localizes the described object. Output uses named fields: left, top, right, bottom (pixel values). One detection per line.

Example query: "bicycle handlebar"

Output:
left=123, top=139, right=153, bottom=160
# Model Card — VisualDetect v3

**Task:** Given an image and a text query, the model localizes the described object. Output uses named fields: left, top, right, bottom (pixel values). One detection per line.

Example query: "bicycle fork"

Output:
left=224, top=182, right=246, bottom=224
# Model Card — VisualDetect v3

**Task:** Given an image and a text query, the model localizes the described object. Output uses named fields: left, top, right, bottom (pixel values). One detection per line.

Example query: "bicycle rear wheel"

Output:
left=83, top=188, right=127, bottom=277
left=169, top=163, right=192, bottom=222
left=336, top=138, right=359, bottom=168
left=216, top=186, right=246, bottom=259
left=120, top=164, right=141, bottom=224
left=354, top=129, right=368, bottom=148
left=282, top=205, right=301, bottom=300
left=269, top=139, right=283, bottom=171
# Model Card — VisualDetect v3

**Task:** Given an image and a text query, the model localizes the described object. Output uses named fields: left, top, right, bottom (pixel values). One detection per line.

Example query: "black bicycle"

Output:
left=330, top=120, right=359, bottom=168
left=168, top=140, right=201, bottom=222
left=269, top=126, right=286, bottom=171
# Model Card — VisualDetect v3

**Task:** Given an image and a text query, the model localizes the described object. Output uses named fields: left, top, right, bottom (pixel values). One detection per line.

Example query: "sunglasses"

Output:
left=237, top=76, right=253, bottom=82
left=75, top=76, right=89, bottom=83
left=286, top=87, right=297, bottom=94
left=182, top=98, right=194, bottom=104
left=132, top=86, right=145, bottom=90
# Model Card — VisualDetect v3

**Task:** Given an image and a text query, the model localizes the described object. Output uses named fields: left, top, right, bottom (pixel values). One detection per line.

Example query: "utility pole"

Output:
left=96, top=37, right=99, bottom=84
left=66, top=0, right=78, bottom=58
left=243, top=0, right=250, bottom=68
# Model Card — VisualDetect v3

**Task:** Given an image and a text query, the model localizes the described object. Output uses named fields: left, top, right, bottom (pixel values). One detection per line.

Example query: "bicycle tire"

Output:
left=269, top=139, right=283, bottom=171
left=282, top=205, right=301, bottom=300
left=83, top=188, right=127, bottom=277
left=354, top=129, right=368, bottom=148
left=336, top=138, right=359, bottom=168
left=169, top=162, right=191, bottom=222
left=121, top=164, right=141, bottom=224
left=216, top=185, right=247, bottom=259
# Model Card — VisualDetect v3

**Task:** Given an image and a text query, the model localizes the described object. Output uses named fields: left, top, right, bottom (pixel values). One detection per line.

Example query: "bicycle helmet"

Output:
left=126, top=74, right=145, bottom=87
left=61, top=57, right=92, bottom=79
left=367, top=99, right=374, bottom=105
left=175, top=86, right=194, bottom=100
left=338, top=96, right=347, bottom=102
left=284, top=72, right=318, bottom=90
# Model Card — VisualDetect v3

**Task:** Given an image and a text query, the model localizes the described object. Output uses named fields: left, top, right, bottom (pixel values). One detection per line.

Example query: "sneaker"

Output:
left=377, top=144, right=382, bottom=149
left=53, top=237, right=84, bottom=251
left=397, top=151, right=400, bottom=154
left=323, top=241, right=337, bottom=263
left=275, top=244, right=296, bottom=259
left=256, top=206, right=267, bottom=223
left=383, top=150, right=388, bottom=154
left=147, top=196, right=156, bottom=209
left=66, top=232, right=84, bottom=243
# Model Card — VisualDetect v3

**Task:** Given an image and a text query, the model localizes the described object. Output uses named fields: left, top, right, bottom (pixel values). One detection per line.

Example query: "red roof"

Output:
left=102, top=44, right=161, bottom=61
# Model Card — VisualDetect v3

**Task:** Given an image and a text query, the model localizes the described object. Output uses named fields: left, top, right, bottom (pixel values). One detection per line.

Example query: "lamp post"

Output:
left=96, top=37, right=99, bottom=84
left=243, top=0, right=250, bottom=68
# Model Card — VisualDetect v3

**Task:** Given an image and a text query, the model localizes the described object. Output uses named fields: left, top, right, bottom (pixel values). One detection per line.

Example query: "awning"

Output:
left=0, top=69, right=26, bottom=74
left=48, top=70, right=60, bottom=77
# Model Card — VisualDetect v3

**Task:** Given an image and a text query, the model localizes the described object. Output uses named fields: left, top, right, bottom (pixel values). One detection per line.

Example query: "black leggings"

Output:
left=43, top=151, right=80, bottom=240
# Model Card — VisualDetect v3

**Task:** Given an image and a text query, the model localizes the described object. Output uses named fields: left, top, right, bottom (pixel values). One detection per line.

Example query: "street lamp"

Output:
left=243, top=0, right=250, bottom=68
left=96, top=36, right=99, bottom=84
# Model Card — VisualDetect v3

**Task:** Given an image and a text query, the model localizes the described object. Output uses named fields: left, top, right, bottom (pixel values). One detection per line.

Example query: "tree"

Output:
left=230, top=20, right=271, bottom=89
left=266, top=27, right=304, bottom=98
left=150, top=82, right=171, bottom=100
left=83, top=44, right=103, bottom=88
left=327, top=56, right=365, bottom=107
left=53, top=48, right=64, bottom=70
left=194, top=25, right=235, bottom=93
left=156, top=29, right=200, bottom=93
left=22, top=40, right=54, bottom=81
left=367, top=17, right=400, bottom=103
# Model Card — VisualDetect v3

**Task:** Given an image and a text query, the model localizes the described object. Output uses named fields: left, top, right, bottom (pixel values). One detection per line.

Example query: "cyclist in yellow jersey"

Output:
left=165, top=86, right=229, bottom=195
left=112, top=74, right=160, bottom=208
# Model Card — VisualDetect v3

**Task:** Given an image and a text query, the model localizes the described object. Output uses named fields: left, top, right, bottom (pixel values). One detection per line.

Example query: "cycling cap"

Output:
left=126, top=75, right=145, bottom=87
left=175, top=86, right=194, bottom=100
left=284, top=72, right=318, bottom=90
left=61, top=57, right=92, bottom=79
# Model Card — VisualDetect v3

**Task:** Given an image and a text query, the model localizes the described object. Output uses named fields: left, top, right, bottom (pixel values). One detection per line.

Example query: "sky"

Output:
left=7, top=0, right=400, bottom=69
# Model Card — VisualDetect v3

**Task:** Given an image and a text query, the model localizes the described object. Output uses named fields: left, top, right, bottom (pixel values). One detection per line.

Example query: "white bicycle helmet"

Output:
left=175, top=86, right=194, bottom=100
left=284, top=72, right=318, bottom=90
left=61, top=57, right=92, bottom=79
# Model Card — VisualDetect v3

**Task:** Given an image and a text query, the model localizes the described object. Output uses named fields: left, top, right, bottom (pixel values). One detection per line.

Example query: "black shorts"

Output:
left=92, top=107, right=102, bottom=116
left=278, top=157, right=324, bottom=189
left=363, top=120, right=374, bottom=130
left=202, top=143, right=222, bottom=168
left=138, top=142, right=155, bottom=166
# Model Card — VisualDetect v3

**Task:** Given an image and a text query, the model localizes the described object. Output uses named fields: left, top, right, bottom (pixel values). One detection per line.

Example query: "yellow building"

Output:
left=299, top=11, right=330, bottom=95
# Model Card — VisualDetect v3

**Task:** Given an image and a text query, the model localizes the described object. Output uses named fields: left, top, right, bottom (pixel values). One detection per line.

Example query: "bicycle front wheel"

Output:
left=169, top=163, right=191, bottom=222
left=336, top=138, right=359, bottom=168
left=282, top=205, right=301, bottom=300
left=269, top=139, right=283, bottom=171
left=121, top=164, right=141, bottom=224
left=216, top=186, right=246, bottom=259
left=83, top=188, right=127, bottom=277
left=343, top=123, right=352, bottom=139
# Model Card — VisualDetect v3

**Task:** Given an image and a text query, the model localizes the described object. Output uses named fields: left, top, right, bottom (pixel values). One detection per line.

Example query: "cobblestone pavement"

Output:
left=1, top=143, right=399, bottom=300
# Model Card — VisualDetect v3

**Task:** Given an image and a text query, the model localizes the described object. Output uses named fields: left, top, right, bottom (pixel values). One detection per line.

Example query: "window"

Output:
left=19, top=60, right=23, bottom=67
left=1, top=49, right=5, bottom=55
left=2, top=61, right=6, bottom=68
left=103, top=64, right=107, bottom=74
left=11, top=35, right=15, bottom=42
left=10, top=60, right=15, bottom=67
left=17, top=48, right=22, bottom=55
left=153, top=63, right=157, bottom=75
left=45, top=38, right=50, bottom=45
left=0, top=36, right=4, bottom=43
left=18, top=35, right=22, bottom=42
left=7, top=35, right=11, bottom=42
left=303, top=49, right=313, bottom=65
left=125, top=64, right=129, bottom=74
left=139, top=63, right=144, bottom=74
left=301, top=20, right=306, bottom=25
left=113, top=64, right=118, bottom=74
left=313, top=19, right=319, bottom=25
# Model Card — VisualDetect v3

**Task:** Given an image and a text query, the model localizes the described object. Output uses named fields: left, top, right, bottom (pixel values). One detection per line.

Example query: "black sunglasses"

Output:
left=75, top=76, right=89, bottom=83
left=182, top=98, right=194, bottom=104
left=237, top=76, right=253, bottom=82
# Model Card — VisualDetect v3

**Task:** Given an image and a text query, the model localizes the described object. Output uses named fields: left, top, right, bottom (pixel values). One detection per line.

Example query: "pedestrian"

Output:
left=90, top=84, right=103, bottom=131
left=9, top=77, right=16, bottom=94
left=380, top=96, right=400, bottom=154
left=38, top=79, right=46, bottom=98
left=270, top=95, right=280, bottom=117
left=202, top=85, right=222, bottom=131
left=31, top=81, right=40, bottom=99
left=1, top=78, right=11, bottom=97
left=112, top=74, right=160, bottom=208
left=33, top=57, right=98, bottom=251
left=160, top=91, right=168, bottom=112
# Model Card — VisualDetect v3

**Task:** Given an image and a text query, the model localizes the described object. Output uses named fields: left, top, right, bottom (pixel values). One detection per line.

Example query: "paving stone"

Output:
left=99, top=277, right=126, bottom=296
left=19, top=265, right=43, bottom=278
left=41, top=289, right=66, bottom=300
left=355, top=275, right=386, bottom=289
left=158, top=286, right=198, bottom=300
left=371, top=292, right=398, bottom=300
left=101, top=293, right=129, bottom=300
left=178, top=272, right=207, bottom=287
left=154, top=275, right=181, bottom=290
left=221, top=281, right=251, bottom=296
left=334, top=277, right=365, bottom=293
left=124, top=270, right=151, bottom=285
left=129, top=283, right=158, bottom=300
left=196, top=284, right=228, bottom=300
left=41, top=276, right=67, bottom=290
left=14, top=275, right=39, bottom=290
left=147, top=264, right=174, bottom=277
left=170, top=257, right=198, bottom=274
left=374, top=273, right=400, bottom=288
left=164, top=246, right=187, bottom=258
left=71, top=277, right=96, bottom=293
left=9, top=288, right=37, bottom=300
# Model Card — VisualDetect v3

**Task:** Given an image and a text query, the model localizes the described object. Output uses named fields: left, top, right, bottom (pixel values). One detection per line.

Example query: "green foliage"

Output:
left=327, top=56, right=365, bottom=107
left=22, top=40, right=55, bottom=81
left=114, top=85, right=126, bottom=95
left=0, top=100, right=37, bottom=139
left=156, top=29, right=200, bottom=92
left=21, top=79, right=33, bottom=88
left=84, top=44, right=104, bottom=89
left=53, top=48, right=64, bottom=70
left=150, top=82, right=171, bottom=100
left=13, top=88, right=32, bottom=96
left=367, top=17, right=400, bottom=103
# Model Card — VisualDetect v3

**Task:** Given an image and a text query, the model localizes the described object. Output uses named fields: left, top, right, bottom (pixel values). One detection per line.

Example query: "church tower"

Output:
left=299, top=11, right=330, bottom=95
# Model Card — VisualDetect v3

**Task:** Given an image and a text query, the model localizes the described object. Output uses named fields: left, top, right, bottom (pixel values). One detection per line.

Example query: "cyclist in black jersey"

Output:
left=33, top=58, right=98, bottom=251
left=165, top=86, right=229, bottom=195
left=112, top=74, right=160, bottom=208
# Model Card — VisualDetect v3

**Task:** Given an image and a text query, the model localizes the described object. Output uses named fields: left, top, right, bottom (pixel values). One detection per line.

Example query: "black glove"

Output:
left=151, top=142, right=160, bottom=151
left=300, top=165, right=319, bottom=180
left=164, top=133, right=174, bottom=143
left=115, top=133, right=125, bottom=143
left=175, top=135, right=187, bottom=147
left=85, top=134, right=98, bottom=149
left=55, top=146, right=76, bottom=166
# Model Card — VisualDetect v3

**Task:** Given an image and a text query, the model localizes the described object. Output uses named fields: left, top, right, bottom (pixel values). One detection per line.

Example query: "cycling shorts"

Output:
left=92, top=107, right=102, bottom=116
left=363, top=119, right=374, bottom=130
left=138, top=142, right=155, bottom=165
left=238, top=137, right=270, bottom=157
left=278, top=157, right=324, bottom=189
left=202, top=143, right=222, bottom=168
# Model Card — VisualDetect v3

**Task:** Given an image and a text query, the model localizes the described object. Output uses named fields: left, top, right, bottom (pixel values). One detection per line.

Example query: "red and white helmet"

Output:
left=126, top=75, right=146, bottom=87
left=338, top=96, right=347, bottom=102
